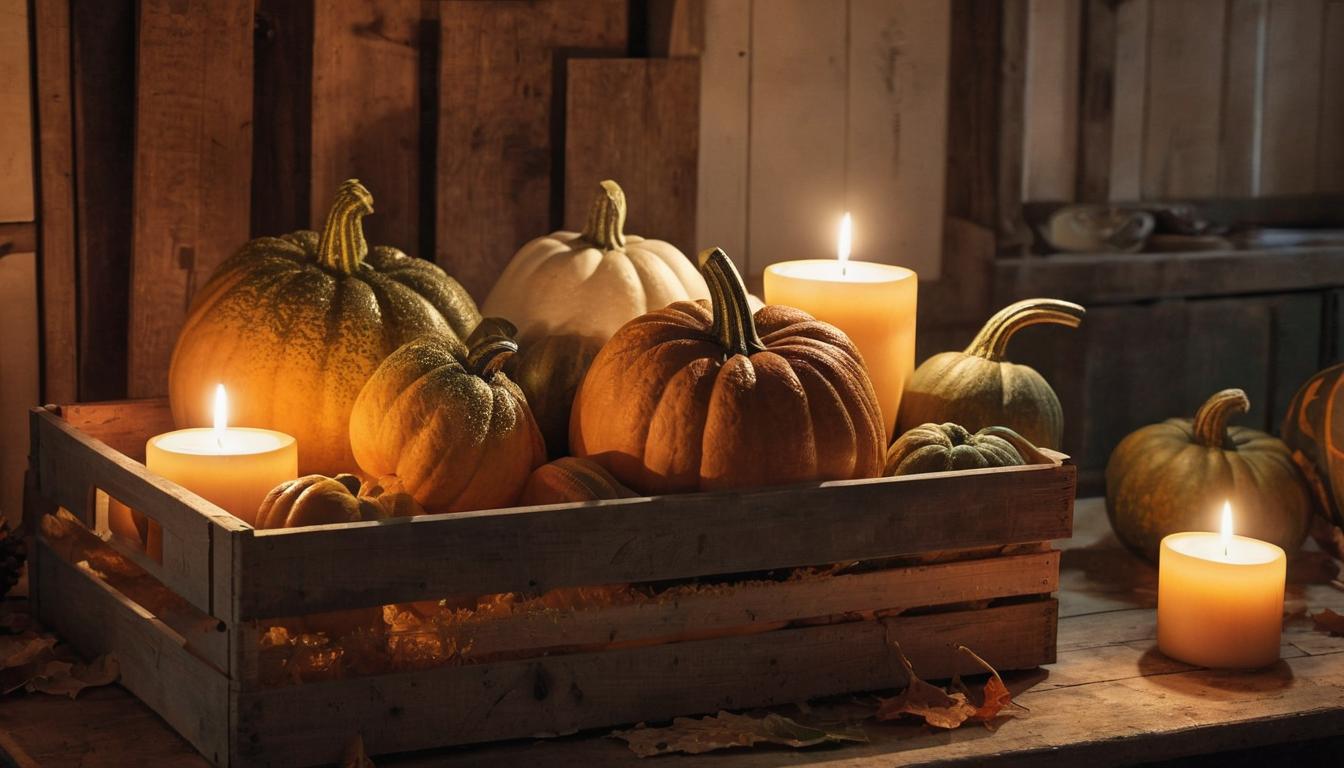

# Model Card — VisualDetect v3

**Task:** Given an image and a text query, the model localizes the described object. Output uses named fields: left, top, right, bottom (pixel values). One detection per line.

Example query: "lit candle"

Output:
left=763, top=213, right=918, bottom=439
left=144, top=385, right=298, bottom=525
left=1157, top=501, right=1286, bottom=669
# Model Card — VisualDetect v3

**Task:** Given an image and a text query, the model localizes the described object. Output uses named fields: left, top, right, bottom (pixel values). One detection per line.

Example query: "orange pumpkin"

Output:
left=570, top=247, right=885, bottom=493
left=519, top=457, right=637, bottom=506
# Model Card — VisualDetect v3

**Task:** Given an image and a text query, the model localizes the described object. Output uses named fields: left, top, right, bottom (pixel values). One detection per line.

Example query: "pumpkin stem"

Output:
left=1193, top=388, right=1250, bottom=448
left=580, top=179, right=627, bottom=251
left=697, top=247, right=765, bottom=359
left=316, top=179, right=374, bottom=274
left=965, top=298, right=1086, bottom=361
left=467, top=339, right=519, bottom=381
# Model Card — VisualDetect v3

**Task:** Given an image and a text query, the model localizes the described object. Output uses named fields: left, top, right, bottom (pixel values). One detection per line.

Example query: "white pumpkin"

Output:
left=482, top=180, right=710, bottom=456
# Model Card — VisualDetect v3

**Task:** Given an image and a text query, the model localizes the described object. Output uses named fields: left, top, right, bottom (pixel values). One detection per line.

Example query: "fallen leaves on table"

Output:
left=0, top=630, right=118, bottom=699
left=341, top=734, right=375, bottom=767
left=25, top=655, right=119, bottom=698
left=1312, top=608, right=1344, bottom=637
left=875, top=643, right=1019, bottom=729
left=611, top=712, right=867, bottom=757
left=0, top=634, right=55, bottom=669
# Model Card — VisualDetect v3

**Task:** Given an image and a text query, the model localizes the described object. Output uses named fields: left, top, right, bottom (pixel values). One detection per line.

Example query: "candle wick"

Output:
left=842, top=263, right=847, bottom=278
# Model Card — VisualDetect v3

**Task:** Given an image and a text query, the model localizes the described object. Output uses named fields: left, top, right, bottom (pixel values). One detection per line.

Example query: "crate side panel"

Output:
left=236, top=600, right=1056, bottom=765
left=59, top=399, right=173, bottom=462
left=239, top=462, right=1074, bottom=617
left=36, top=540, right=231, bottom=765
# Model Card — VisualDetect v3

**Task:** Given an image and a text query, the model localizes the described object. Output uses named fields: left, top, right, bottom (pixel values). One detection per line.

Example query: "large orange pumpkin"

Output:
left=570, top=247, right=885, bottom=493
left=169, top=180, right=480, bottom=475
left=1280, top=364, right=1344, bottom=556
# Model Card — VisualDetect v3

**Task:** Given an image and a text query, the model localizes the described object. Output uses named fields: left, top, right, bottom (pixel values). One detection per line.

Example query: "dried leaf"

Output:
left=956, top=645, right=1017, bottom=721
left=612, top=712, right=866, bottom=757
left=874, top=643, right=976, bottom=728
left=25, top=655, right=118, bottom=699
left=341, top=734, right=375, bottom=768
left=1312, top=608, right=1344, bottom=637
left=0, top=634, right=56, bottom=669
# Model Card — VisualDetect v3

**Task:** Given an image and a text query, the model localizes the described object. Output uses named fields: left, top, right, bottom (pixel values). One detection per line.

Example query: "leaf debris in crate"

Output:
left=611, top=712, right=867, bottom=757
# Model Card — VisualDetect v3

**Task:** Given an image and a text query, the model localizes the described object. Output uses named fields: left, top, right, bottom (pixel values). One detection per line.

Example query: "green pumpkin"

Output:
left=885, top=423, right=1047, bottom=476
left=897, top=298, right=1084, bottom=449
left=1105, top=388, right=1312, bottom=563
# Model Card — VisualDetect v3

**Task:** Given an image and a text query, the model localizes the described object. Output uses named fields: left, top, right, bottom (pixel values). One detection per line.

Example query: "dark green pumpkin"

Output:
left=1106, top=388, right=1312, bottom=563
left=885, top=423, right=1048, bottom=476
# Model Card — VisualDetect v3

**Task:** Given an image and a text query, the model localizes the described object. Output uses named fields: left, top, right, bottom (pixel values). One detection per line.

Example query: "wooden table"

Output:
left=3, top=498, right=1343, bottom=767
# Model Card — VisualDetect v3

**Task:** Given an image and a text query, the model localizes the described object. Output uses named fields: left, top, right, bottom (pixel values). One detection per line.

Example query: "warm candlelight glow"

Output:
left=213, top=384, right=228, bottom=433
left=837, top=212, right=853, bottom=272
left=1220, top=500, right=1233, bottom=558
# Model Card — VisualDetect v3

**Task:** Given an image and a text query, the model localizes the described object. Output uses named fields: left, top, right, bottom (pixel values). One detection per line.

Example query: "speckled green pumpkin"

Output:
left=1105, top=388, right=1312, bottom=563
left=885, top=423, right=1047, bottom=476
left=168, top=180, right=481, bottom=476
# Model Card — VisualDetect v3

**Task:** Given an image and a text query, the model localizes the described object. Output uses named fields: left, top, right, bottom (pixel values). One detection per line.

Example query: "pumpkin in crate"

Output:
left=897, top=298, right=1085, bottom=448
left=571, top=247, right=885, bottom=494
left=885, top=423, right=1049, bottom=476
left=255, top=473, right=424, bottom=529
left=169, top=180, right=481, bottom=475
left=520, top=457, right=638, bottom=506
left=1280, top=363, right=1344, bottom=559
left=349, top=331, right=546, bottom=512
left=1106, top=388, right=1312, bottom=563
left=482, top=180, right=709, bottom=456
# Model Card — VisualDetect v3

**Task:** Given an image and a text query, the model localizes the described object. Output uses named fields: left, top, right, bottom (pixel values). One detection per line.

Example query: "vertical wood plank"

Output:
left=1021, top=0, right=1080, bottom=202
left=0, top=0, right=34, bottom=222
left=1218, top=0, right=1266, bottom=197
left=437, top=0, right=628, bottom=300
left=846, top=0, right=950, bottom=280
left=72, top=0, right=136, bottom=403
left=1076, top=0, right=1116, bottom=203
left=31, top=0, right=77, bottom=404
left=1141, top=0, right=1226, bottom=199
left=311, top=1, right=423, bottom=252
left=128, top=0, right=254, bottom=398
left=696, top=0, right=750, bottom=265
left=1320, top=1, right=1344, bottom=191
left=252, top=0, right=314, bottom=236
left=1259, top=0, right=1324, bottom=195
left=747, top=0, right=846, bottom=279
left=0, top=252, right=40, bottom=525
left=1108, top=0, right=1148, bottom=200
left=564, top=59, right=700, bottom=255
left=996, top=0, right=1029, bottom=248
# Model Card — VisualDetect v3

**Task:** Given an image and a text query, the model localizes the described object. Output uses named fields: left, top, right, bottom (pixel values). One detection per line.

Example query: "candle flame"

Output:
left=1220, top=500, right=1233, bottom=558
left=837, top=212, right=852, bottom=276
left=213, top=384, right=228, bottom=439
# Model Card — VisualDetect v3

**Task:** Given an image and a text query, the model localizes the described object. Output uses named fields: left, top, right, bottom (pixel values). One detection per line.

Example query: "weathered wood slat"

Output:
left=1259, top=0, right=1324, bottom=195
left=1021, top=0, right=1079, bottom=203
left=237, top=461, right=1073, bottom=618
left=235, top=600, right=1058, bottom=766
left=1320, top=1, right=1344, bottom=191
left=695, top=0, right=750, bottom=269
left=1107, top=0, right=1148, bottom=200
left=36, top=540, right=231, bottom=766
left=564, top=58, right=700, bottom=256
left=60, top=399, right=175, bottom=462
left=437, top=0, right=627, bottom=299
left=128, top=0, right=253, bottom=397
left=251, top=0, right=314, bottom=237
left=0, top=0, right=34, bottom=223
left=1219, top=0, right=1266, bottom=196
left=31, top=0, right=78, bottom=404
left=311, top=0, right=423, bottom=252
left=1076, top=0, right=1116, bottom=203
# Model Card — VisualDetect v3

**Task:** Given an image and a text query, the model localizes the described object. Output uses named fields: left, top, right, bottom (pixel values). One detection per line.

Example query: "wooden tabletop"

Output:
left=2, top=498, right=1343, bottom=767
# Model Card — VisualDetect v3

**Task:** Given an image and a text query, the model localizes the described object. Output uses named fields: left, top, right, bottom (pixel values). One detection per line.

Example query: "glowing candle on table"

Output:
left=763, top=214, right=918, bottom=439
left=144, top=385, right=297, bottom=525
left=1157, top=501, right=1286, bottom=669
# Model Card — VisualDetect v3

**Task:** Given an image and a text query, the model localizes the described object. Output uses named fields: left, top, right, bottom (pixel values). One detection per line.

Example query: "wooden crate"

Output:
left=24, top=399, right=1075, bottom=767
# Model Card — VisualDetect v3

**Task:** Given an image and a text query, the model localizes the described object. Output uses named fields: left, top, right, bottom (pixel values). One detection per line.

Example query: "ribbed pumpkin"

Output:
left=482, top=180, right=709, bottom=455
left=348, top=332, right=546, bottom=512
left=885, top=423, right=1048, bottom=476
left=897, top=299, right=1084, bottom=448
left=169, top=180, right=480, bottom=475
left=1106, top=388, right=1312, bottom=563
left=1280, top=364, right=1344, bottom=559
left=571, top=247, right=885, bottom=493
left=255, top=473, right=424, bottom=529
left=520, top=457, right=638, bottom=506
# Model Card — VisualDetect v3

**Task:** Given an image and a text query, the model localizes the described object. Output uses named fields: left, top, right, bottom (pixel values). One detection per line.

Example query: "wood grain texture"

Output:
left=251, top=0, right=314, bottom=236
left=31, top=0, right=77, bottom=404
left=695, top=0, right=750, bottom=267
left=1021, top=0, right=1080, bottom=202
left=564, top=58, right=699, bottom=256
left=1320, top=1, right=1344, bottom=191
left=1141, top=0, right=1225, bottom=198
left=1076, top=0, right=1116, bottom=203
left=0, top=252, right=39, bottom=526
left=1259, top=0, right=1324, bottom=195
left=128, top=0, right=254, bottom=397
left=746, top=0, right=846, bottom=278
left=996, top=0, right=1029, bottom=248
left=437, top=0, right=628, bottom=299
left=846, top=0, right=950, bottom=280
left=1218, top=0, right=1266, bottom=196
left=0, top=0, right=34, bottom=222
left=60, top=398, right=176, bottom=462
left=311, top=0, right=423, bottom=253
left=1108, top=0, right=1148, bottom=201
left=235, top=601, right=1058, bottom=765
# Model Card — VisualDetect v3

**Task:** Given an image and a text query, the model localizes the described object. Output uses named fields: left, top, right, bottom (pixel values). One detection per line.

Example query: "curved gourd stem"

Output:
left=467, top=339, right=519, bottom=381
left=697, top=247, right=765, bottom=359
left=316, top=179, right=374, bottom=274
left=1193, top=388, right=1250, bottom=448
left=964, top=298, right=1086, bottom=362
left=978, top=425, right=1052, bottom=464
left=581, top=179, right=627, bottom=250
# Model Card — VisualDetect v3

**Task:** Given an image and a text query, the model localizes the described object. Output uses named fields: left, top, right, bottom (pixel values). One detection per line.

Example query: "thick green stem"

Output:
left=965, top=298, right=1086, bottom=361
left=1193, top=388, right=1250, bottom=448
left=697, top=247, right=764, bottom=358
left=316, top=179, right=374, bottom=274
left=467, top=339, right=519, bottom=381
left=581, top=179, right=627, bottom=250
